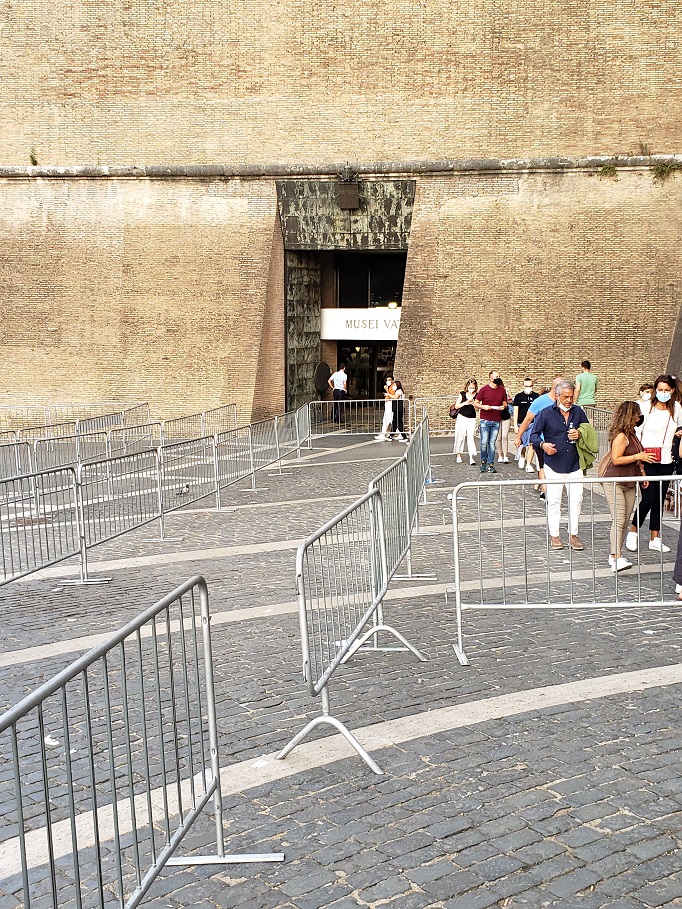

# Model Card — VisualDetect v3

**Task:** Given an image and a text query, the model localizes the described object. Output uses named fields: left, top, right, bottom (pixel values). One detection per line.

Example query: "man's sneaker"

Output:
left=611, top=557, right=633, bottom=572
left=649, top=538, right=671, bottom=553
left=526, top=464, right=535, bottom=472
left=480, top=464, right=487, bottom=474
left=625, top=531, right=638, bottom=552
left=456, top=454, right=463, bottom=463
left=487, top=464, right=496, bottom=473
left=518, top=457, right=526, bottom=469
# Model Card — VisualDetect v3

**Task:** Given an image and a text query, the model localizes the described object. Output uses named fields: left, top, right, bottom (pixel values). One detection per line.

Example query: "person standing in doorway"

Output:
left=328, top=363, right=348, bottom=423
left=575, top=360, right=598, bottom=408
left=474, top=370, right=507, bottom=473
left=530, top=380, right=590, bottom=551
left=452, top=378, right=478, bottom=465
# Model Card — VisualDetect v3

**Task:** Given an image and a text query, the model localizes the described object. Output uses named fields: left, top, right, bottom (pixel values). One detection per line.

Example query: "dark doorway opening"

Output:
left=336, top=252, right=407, bottom=309
left=337, top=342, right=396, bottom=400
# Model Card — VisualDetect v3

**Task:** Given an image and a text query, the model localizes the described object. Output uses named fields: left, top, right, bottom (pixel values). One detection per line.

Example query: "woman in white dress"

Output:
left=375, top=374, right=394, bottom=441
left=452, top=378, right=478, bottom=465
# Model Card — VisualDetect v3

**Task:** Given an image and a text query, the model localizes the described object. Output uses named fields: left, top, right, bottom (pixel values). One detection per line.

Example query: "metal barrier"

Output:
left=17, top=420, right=78, bottom=442
left=309, top=398, right=413, bottom=437
left=0, top=468, right=80, bottom=585
left=0, top=441, right=33, bottom=479
left=160, top=437, right=217, bottom=513
left=32, top=432, right=109, bottom=474
left=108, top=423, right=164, bottom=457
left=202, top=403, right=238, bottom=436
left=449, top=473, right=681, bottom=666
left=0, top=576, right=282, bottom=909
left=276, top=490, right=426, bottom=774
left=410, top=396, right=459, bottom=436
left=122, top=402, right=152, bottom=426
left=214, top=425, right=255, bottom=504
left=77, top=411, right=125, bottom=435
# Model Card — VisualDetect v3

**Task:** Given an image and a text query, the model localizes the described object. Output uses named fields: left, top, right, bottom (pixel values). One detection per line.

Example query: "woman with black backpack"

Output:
left=452, top=378, right=478, bottom=465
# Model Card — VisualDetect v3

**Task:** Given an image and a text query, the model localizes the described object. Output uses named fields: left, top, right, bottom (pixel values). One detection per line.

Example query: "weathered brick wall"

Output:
left=1, top=1, right=679, bottom=166
left=0, top=178, right=280, bottom=420
left=396, top=171, right=682, bottom=406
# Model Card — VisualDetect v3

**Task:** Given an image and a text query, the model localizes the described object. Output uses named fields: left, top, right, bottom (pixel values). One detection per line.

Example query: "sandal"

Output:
left=533, top=483, right=540, bottom=491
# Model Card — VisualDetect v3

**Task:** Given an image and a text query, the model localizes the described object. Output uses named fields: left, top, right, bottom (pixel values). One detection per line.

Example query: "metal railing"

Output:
left=0, top=576, right=282, bottom=909
left=0, top=403, right=313, bottom=587
left=309, top=398, right=413, bottom=437
left=410, top=395, right=459, bottom=435
left=277, top=413, right=433, bottom=774
left=449, top=474, right=681, bottom=666
left=108, top=423, right=164, bottom=457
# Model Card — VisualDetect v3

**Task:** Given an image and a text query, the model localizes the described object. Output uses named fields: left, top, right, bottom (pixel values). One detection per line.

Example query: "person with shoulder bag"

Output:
left=626, top=374, right=682, bottom=554
left=599, top=401, right=654, bottom=572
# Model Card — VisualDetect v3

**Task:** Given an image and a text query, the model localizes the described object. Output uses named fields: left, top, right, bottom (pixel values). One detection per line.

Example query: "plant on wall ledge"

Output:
left=653, top=159, right=682, bottom=184
left=29, top=148, right=38, bottom=166
left=597, top=160, right=618, bottom=180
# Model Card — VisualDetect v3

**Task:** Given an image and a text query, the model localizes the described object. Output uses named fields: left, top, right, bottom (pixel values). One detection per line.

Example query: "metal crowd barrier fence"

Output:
left=410, top=395, right=459, bottom=436
left=0, top=405, right=51, bottom=431
left=0, top=468, right=80, bottom=585
left=309, top=398, right=413, bottom=438
left=1, top=404, right=314, bottom=587
left=108, top=422, right=164, bottom=457
left=17, top=420, right=78, bottom=442
left=277, top=410, right=432, bottom=774
left=276, top=490, right=426, bottom=775
left=202, top=403, right=238, bottom=436
left=0, top=576, right=282, bottom=909
left=449, top=473, right=681, bottom=666
left=0, top=441, right=33, bottom=479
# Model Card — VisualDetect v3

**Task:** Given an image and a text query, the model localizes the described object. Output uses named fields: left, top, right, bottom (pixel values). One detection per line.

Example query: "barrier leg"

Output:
left=240, top=428, right=269, bottom=493
left=275, top=687, right=383, bottom=775
left=60, top=475, right=112, bottom=586
left=393, top=545, right=437, bottom=581
left=341, top=622, right=428, bottom=661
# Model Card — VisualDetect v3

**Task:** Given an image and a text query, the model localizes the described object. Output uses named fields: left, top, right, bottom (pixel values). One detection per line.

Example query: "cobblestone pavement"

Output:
left=1, top=434, right=681, bottom=908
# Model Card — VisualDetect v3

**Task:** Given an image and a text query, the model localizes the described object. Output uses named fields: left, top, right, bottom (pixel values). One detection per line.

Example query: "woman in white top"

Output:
left=452, top=378, right=478, bottom=465
left=626, top=374, right=682, bottom=553
left=375, top=374, right=394, bottom=441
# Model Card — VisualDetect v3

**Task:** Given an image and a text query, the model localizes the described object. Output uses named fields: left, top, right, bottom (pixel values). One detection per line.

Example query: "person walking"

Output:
left=626, top=374, right=682, bottom=554
left=575, top=360, right=598, bottom=407
left=390, top=380, right=408, bottom=441
left=514, top=375, right=564, bottom=499
left=375, top=374, right=394, bottom=441
left=513, top=378, right=539, bottom=470
left=530, top=380, right=590, bottom=550
left=474, top=370, right=508, bottom=473
left=452, top=378, right=478, bottom=464
left=599, top=401, right=654, bottom=572
left=328, top=363, right=348, bottom=423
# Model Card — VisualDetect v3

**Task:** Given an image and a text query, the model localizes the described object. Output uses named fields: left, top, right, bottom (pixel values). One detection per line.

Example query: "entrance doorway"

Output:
left=338, top=342, right=396, bottom=400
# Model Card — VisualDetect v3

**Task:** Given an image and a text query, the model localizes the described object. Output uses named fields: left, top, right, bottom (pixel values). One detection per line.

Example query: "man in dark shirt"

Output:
left=513, top=378, right=539, bottom=470
left=530, top=380, right=590, bottom=551
left=475, top=369, right=508, bottom=474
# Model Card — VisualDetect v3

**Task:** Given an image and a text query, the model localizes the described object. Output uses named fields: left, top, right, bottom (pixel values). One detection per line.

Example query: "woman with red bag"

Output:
left=626, top=374, right=682, bottom=554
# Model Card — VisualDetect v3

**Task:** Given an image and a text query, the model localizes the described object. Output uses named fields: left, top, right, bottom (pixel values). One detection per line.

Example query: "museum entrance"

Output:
left=337, top=342, right=396, bottom=400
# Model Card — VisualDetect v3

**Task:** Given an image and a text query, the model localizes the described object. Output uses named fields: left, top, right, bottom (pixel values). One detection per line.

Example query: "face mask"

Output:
left=635, top=414, right=644, bottom=427
left=641, top=392, right=651, bottom=402
left=493, top=377, right=503, bottom=386
left=656, top=390, right=672, bottom=403
left=558, top=402, right=571, bottom=412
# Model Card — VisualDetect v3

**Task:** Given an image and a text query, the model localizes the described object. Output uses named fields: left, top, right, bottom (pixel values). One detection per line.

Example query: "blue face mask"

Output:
left=657, top=390, right=672, bottom=403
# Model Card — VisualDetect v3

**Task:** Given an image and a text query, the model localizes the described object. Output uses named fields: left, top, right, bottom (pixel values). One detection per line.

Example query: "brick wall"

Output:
left=1, top=1, right=679, bottom=166
left=395, top=171, right=682, bottom=406
left=0, top=178, right=280, bottom=421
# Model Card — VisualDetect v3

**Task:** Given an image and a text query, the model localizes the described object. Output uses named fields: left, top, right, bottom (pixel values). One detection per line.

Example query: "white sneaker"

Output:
left=469, top=457, right=476, bottom=466
left=611, top=557, right=633, bottom=573
left=625, top=531, right=638, bottom=552
left=518, top=457, right=526, bottom=469
left=649, top=538, right=671, bottom=553
left=456, top=454, right=463, bottom=463
left=525, top=464, right=535, bottom=473
left=503, top=456, right=509, bottom=463
left=676, top=583, right=682, bottom=594
left=374, top=435, right=386, bottom=441
left=498, top=454, right=505, bottom=463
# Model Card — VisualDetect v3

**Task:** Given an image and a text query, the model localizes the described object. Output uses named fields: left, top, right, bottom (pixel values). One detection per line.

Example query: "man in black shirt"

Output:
left=513, top=378, right=539, bottom=470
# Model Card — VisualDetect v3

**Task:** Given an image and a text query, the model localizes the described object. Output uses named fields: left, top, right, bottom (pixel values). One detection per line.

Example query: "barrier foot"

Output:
left=143, top=536, right=183, bottom=543
left=453, top=645, right=470, bottom=667
left=342, top=624, right=428, bottom=663
left=166, top=853, right=285, bottom=866
left=59, top=577, right=112, bottom=586
left=393, top=572, right=438, bottom=581
left=240, top=487, right=269, bottom=493
left=275, top=716, right=383, bottom=775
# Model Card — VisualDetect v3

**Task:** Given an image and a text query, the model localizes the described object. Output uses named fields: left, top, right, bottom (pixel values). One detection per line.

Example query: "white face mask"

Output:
left=558, top=402, right=571, bottom=412
left=641, top=392, right=651, bottom=402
